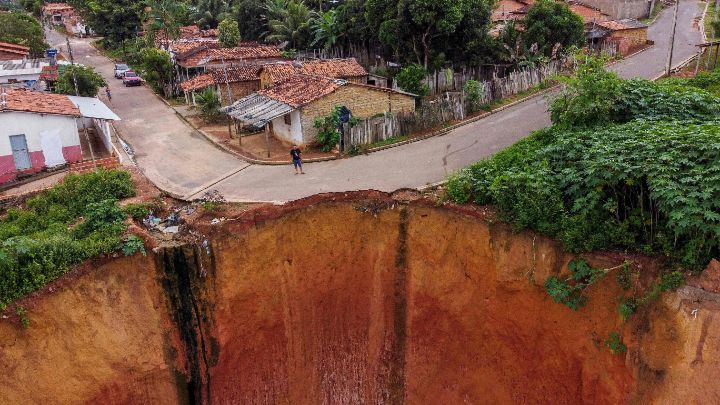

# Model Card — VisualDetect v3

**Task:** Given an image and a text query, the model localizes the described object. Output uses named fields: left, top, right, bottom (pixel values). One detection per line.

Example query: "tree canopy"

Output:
left=0, top=12, right=48, bottom=56
left=55, top=65, right=107, bottom=97
left=522, top=0, right=585, bottom=57
left=218, top=18, right=240, bottom=47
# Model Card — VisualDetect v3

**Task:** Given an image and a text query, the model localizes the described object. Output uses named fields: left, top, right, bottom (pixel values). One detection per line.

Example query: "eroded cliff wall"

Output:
left=1, top=195, right=718, bottom=404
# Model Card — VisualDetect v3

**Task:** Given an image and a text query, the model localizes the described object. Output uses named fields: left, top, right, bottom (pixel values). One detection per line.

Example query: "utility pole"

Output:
left=665, top=0, right=680, bottom=76
left=66, top=37, right=97, bottom=169
left=220, top=55, right=235, bottom=140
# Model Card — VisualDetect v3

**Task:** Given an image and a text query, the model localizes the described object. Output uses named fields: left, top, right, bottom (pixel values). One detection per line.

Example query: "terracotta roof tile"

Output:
left=597, top=18, right=648, bottom=31
left=1, top=88, right=80, bottom=116
left=492, top=0, right=529, bottom=21
left=39, top=65, right=59, bottom=81
left=299, top=58, right=367, bottom=78
left=258, top=75, right=343, bottom=108
left=261, top=59, right=367, bottom=86
left=43, top=2, right=74, bottom=12
left=180, top=73, right=215, bottom=92
left=0, top=42, right=30, bottom=60
left=568, top=2, right=609, bottom=23
left=181, top=66, right=261, bottom=92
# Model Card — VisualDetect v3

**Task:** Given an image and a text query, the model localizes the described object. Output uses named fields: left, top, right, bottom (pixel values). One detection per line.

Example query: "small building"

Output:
left=224, top=74, right=416, bottom=146
left=492, top=0, right=531, bottom=22
left=594, top=18, right=648, bottom=55
left=180, top=65, right=261, bottom=105
left=568, top=1, right=610, bottom=24
left=0, top=58, right=51, bottom=86
left=0, top=88, right=119, bottom=183
left=174, top=43, right=284, bottom=81
left=259, top=58, right=368, bottom=89
left=42, top=2, right=76, bottom=25
left=0, top=42, right=30, bottom=61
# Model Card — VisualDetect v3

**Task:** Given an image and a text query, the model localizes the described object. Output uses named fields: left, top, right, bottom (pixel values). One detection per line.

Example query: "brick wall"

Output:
left=218, top=80, right=260, bottom=105
left=610, top=28, right=647, bottom=48
left=297, top=85, right=415, bottom=144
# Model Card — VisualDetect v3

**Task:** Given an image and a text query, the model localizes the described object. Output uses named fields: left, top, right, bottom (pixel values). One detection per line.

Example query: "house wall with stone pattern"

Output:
left=217, top=80, right=260, bottom=105
left=296, top=85, right=415, bottom=145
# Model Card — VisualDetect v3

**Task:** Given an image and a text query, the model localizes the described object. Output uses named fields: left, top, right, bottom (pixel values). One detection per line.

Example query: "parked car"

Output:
left=122, top=71, right=142, bottom=87
left=114, top=63, right=130, bottom=79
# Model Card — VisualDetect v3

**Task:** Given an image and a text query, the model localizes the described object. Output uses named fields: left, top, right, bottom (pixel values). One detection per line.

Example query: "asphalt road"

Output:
left=47, top=0, right=703, bottom=202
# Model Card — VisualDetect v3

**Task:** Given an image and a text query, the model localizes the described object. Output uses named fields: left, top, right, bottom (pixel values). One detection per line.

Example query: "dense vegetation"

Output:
left=57, top=0, right=583, bottom=70
left=447, top=58, right=720, bottom=270
left=0, top=11, right=48, bottom=56
left=55, top=64, right=107, bottom=97
left=0, top=170, right=145, bottom=309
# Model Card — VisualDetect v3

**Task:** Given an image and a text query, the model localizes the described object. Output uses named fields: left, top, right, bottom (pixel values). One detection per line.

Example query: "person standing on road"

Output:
left=291, top=145, right=304, bottom=175
left=105, top=85, right=112, bottom=102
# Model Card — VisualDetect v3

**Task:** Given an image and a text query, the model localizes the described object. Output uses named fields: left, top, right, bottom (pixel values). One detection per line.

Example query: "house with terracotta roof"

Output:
left=180, top=65, right=261, bottom=105
left=259, top=59, right=369, bottom=89
left=0, top=42, right=30, bottom=61
left=224, top=75, right=415, bottom=146
left=593, top=18, right=648, bottom=54
left=0, top=88, right=119, bottom=183
left=174, top=43, right=285, bottom=80
left=42, top=2, right=75, bottom=25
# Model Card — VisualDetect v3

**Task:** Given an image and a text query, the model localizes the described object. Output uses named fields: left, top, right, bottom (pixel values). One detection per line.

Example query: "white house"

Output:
left=0, top=88, right=119, bottom=184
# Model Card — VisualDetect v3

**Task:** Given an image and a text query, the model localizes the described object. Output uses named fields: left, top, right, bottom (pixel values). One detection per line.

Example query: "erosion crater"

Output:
left=1, top=193, right=718, bottom=404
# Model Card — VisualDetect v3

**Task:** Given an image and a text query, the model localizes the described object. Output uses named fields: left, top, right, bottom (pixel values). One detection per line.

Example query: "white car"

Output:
left=114, top=63, right=130, bottom=79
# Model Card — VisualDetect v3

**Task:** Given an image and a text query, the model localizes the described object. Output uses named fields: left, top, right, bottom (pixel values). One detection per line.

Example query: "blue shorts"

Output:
left=293, top=159, right=302, bottom=168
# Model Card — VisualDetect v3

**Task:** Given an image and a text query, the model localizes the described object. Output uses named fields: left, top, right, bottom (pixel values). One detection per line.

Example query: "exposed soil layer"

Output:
left=1, top=191, right=718, bottom=404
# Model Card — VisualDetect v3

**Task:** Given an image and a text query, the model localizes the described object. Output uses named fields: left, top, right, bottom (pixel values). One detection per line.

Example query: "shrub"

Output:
left=314, top=105, right=345, bottom=152
left=543, top=259, right=606, bottom=310
left=218, top=18, right=240, bottom=47
left=15, top=305, right=29, bottom=329
left=605, top=331, right=627, bottom=355
left=618, top=297, right=637, bottom=320
left=55, top=65, right=107, bottom=97
left=123, top=235, right=146, bottom=257
left=0, top=170, right=135, bottom=309
left=124, top=203, right=150, bottom=221
left=464, top=80, right=484, bottom=113
left=396, top=64, right=429, bottom=97
left=196, top=88, right=223, bottom=121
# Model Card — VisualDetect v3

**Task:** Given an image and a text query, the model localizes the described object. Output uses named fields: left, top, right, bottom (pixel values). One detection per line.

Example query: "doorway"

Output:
left=10, top=134, right=31, bottom=171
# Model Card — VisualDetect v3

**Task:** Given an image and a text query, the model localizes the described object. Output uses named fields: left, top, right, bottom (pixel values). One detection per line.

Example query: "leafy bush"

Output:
left=544, top=259, right=606, bottom=310
left=55, top=65, right=107, bottom=97
left=314, top=105, right=352, bottom=152
left=123, top=235, right=146, bottom=257
left=605, top=331, right=627, bottom=355
left=396, top=64, right=429, bottom=97
left=15, top=305, right=29, bottom=329
left=448, top=111, right=720, bottom=269
left=196, top=88, right=222, bottom=121
left=464, top=80, right=484, bottom=113
left=218, top=18, right=240, bottom=47
left=0, top=170, right=135, bottom=309
left=618, top=297, right=637, bottom=320
left=123, top=203, right=150, bottom=221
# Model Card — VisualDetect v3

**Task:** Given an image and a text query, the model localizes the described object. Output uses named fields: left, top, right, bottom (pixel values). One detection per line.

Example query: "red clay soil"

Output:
left=1, top=191, right=719, bottom=404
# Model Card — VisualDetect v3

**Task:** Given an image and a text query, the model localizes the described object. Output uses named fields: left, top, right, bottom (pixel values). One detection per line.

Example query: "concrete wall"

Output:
left=297, top=85, right=415, bottom=145
left=580, top=0, right=650, bottom=19
left=271, top=110, right=303, bottom=145
left=0, top=112, right=81, bottom=183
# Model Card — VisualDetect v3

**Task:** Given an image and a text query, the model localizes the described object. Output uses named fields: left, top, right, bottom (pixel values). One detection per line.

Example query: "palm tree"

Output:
left=310, top=9, right=341, bottom=50
left=190, top=0, right=230, bottom=29
left=264, top=0, right=311, bottom=48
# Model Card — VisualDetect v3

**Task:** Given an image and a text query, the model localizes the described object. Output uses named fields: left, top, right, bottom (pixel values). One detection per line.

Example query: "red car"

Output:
left=122, top=70, right=142, bottom=87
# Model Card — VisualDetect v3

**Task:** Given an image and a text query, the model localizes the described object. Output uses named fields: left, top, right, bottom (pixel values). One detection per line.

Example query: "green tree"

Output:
left=310, top=10, right=341, bottom=50
left=191, top=0, right=229, bottom=29
left=141, top=48, right=174, bottom=98
left=69, top=0, right=143, bottom=45
left=231, top=0, right=265, bottom=40
left=406, top=0, right=464, bottom=68
left=196, top=88, right=222, bottom=121
left=265, top=0, right=311, bottom=49
left=395, top=64, right=429, bottom=96
left=335, top=0, right=370, bottom=49
left=523, top=0, right=584, bottom=57
left=148, top=0, right=189, bottom=44
left=0, top=12, right=48, bottom=56
left=218, top=18, right=241, bottom=47
left=55, top=65, right=107, bottom=97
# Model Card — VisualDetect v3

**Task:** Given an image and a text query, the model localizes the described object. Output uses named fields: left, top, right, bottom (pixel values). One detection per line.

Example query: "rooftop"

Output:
left=258, top=75, right=344, bottom=108
left=597, top=18, right=648, bottom=31
left=181, top=65, right=261, bottom=92
left=0, top=88, right=80, bottom=116
left=568, top=2, right=610, bottom=23
left=261, top=59, right=368, bottom=85
left=177, top=43, right=282, bottom=67
left=42, top=2, right=73, bottom=12
left=0, top=42, right=30, bottom=59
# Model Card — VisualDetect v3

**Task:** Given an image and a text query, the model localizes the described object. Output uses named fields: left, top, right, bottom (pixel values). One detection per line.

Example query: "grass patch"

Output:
left=0, top=169, right=139, bottom=309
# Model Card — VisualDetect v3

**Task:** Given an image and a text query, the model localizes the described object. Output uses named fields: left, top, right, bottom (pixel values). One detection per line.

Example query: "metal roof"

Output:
left=223, top=93, right=293, bottom=128
left=67, top=95, right=121, bottom=120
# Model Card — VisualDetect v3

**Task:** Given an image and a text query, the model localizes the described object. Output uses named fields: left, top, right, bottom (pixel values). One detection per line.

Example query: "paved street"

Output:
left=47, top=0, right=703, bottom=202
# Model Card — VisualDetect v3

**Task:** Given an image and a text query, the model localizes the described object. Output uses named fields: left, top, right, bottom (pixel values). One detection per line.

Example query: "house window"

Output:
left=284, top=113, right=292, bottom=125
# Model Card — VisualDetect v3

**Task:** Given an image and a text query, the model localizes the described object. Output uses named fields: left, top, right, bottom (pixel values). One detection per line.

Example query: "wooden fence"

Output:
left=342, top=59, right=570, bottom=148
